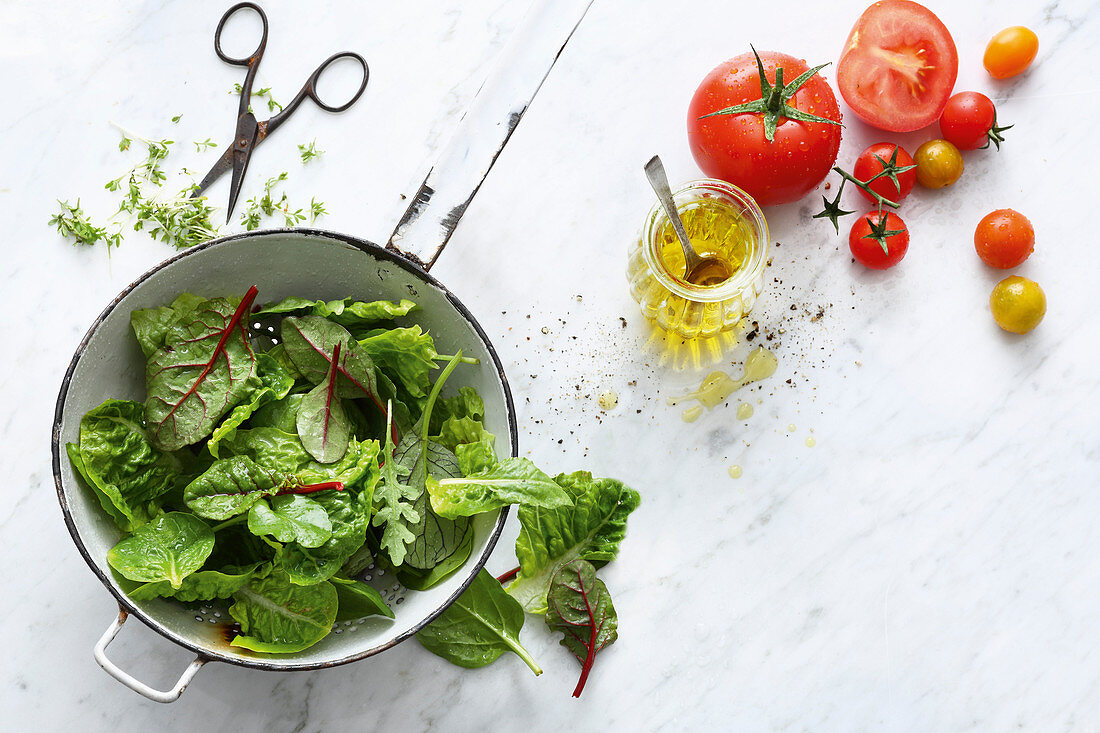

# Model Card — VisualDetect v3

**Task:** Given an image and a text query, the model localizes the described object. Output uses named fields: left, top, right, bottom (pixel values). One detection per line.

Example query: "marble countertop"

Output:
left=3, top=0, right=1097, bottom=729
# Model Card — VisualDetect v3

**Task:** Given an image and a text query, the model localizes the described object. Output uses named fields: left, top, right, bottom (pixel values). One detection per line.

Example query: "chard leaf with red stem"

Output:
left=297, top=341, right=351, bottom=463
left=545, top=558, right=618, bottom=698
left=144, top=286, right=260, bottom=451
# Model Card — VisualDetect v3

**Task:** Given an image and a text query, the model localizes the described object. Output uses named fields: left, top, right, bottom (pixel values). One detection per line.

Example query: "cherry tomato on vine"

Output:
left=687, top=49, right=842, bottom=206
left=974, top=209, right=1034, bottom=269
left=849, top=211, right=909, bottom=269
left=984, top=26, right=1038, bottom=79
left=852, top=143, right=916, bottom=204
left=914, top=139, right=963, bottom=189
left=837, top=0, right=958, bottom=132
left=940, top=92, right=1011, bottom=151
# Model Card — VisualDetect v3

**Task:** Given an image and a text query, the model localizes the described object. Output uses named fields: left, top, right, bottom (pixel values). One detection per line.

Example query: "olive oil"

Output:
left=667, top=346, right=778, bottom=409
left=655, top=198, right=754, bottom=287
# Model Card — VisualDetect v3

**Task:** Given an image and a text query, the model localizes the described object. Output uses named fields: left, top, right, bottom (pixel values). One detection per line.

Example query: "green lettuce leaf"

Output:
left=129, top=292, right=208, bottom=358
left=416, top=569, right=541, bottom=674
left=229, top=571, right=338, bottom=653
left=507, top=472, right=640, bottom=614
left=248, top=495, right=332, bottom=548
left=217, top=428, right=379, bottom=491
left=70, top=399, right=185, bottom=532
left=128, top=563, right=264, bottom=602
left=357, top=326, right=439, bottom=399
left=145, top=294, right=260, bottom=451
left=255, top=296, right=418, bottom=326
left=107, top=512, right=214, bottom=589
left=207, top=353, right=295, bottom=458
left=183, top=456, right=281, bottom=520
left=330, top=576, right=394, bottom=621
left=426, top=457, right=570, bottom=519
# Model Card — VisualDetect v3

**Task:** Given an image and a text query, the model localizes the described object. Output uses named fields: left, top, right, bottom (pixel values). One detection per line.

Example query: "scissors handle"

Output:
left=263, top=52, right=369, bottom=138
left=214, top=2, right=269, bottom=118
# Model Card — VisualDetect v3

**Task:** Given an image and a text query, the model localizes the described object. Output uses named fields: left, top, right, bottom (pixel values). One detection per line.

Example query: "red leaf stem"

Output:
left=279, top=481, right=345, bottom=495
left=572, top=581, right=598, bottom=698
left=495, top=566, right=521, bottom=584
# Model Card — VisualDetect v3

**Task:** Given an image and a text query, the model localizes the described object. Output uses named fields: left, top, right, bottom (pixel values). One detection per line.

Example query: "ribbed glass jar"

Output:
left=627, top=179, right=769, bottom=339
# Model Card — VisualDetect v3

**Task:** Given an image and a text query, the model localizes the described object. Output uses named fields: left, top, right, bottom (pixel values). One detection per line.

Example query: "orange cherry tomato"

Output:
left=984, top=26, right=1038, bottom=79
left=974, top=209, right=1034, bottom=269
left=914, top=139, right=963, bottom=189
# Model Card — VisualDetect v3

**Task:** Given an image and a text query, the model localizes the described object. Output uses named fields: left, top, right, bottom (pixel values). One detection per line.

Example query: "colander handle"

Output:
left=94, top=607, right=209, bottom=704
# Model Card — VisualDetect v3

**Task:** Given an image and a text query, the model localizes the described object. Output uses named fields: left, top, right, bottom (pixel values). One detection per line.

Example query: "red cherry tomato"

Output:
left=849, top=211, right=909, bottom=269
left=974, top=209, right=1034, bottom=269
left=940, top=92, right=1007, bottom=150
left=837, top=0, right=959, bottom=132
left=687, top=50, right=842, bottom=206
left=852, top=143, right=916, bottom=204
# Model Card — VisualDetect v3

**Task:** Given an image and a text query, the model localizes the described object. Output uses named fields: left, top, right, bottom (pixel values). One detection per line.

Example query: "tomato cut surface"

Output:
left=837, top=0, right=958, bottom=132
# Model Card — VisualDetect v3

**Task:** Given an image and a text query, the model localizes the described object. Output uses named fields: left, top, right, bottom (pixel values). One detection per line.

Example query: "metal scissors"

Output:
left=191, top=1, right=369, bottom=221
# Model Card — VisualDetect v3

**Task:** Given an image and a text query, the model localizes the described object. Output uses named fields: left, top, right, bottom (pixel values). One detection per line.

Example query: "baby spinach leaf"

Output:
left=107, top=512, right=214, bottom=589
left=340, top=543, right=374, bottom=578
left=281, top=316, right=381, bottom=404
left=297, top=341, right=351, bottom=463
left=357, top=325, right=439, bottom=399
left=129, top=563, right=264, bottom=602
left=255, top=296, right=418, bottom=326
left=217, top=428, right=379, bottom=491
left=330, top=576, right=394, bottom=621
left=183, top=455, right=281, bottom=520
left=208, top=353, right=295, bottom=458
left=278, top=491, right=370, bottom=585
left=397, top=523, right=473, bottom=591
left=71, top=399, right=185, bottom=532
left=416, top=569, right=541, bottom=675
left=372, top=403, right=419, bottom=567
left=248, top=495, right=332, bottom=548
left=145, top=288, right=260, bottom=450
left=507, top=472, right=640, bottom=614
left=426, top=457, right=571, bottom=519
left=130, top=292, right=208, bottom=358
left=249, top=393, right=305, bottom=433
left=544, top=559, right=618, bottom=697
left=229, top=570, right=338, bottom=653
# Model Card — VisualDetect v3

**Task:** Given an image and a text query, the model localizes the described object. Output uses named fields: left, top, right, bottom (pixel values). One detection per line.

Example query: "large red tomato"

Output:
left=837, top=0, right=958, bottom=132
left=687, top=50, right=842, bottom=207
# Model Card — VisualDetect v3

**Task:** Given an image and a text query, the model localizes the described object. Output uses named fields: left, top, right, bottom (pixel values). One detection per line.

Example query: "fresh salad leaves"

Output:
left=415, top=569, right=542, bottom=675
left=507, top=472, right=640, bottom=614
left=545, top=559, right=619, bottom=698
left=67, top=286, right=641, bottom=677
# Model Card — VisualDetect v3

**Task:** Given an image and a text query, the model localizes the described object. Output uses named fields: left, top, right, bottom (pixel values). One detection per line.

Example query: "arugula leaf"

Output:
left=277, top=490, right=370, bottom=585
left=330, top=576, right=394, bottom=621
left=416, top=569, right=541, bottom=674
left=544, top=559, right=618, bottom=697
left=397, top=524, right=473, bottom=591
left=296, top=341, right=351, bottom=463
left=68, top=399, right=185, bottom=532
left=183, top=456, right=281, bottom=520
left=248, top=495, right=332, bottom=548
left=128, top=563, right=264, bottom=602
left=255, top=296, right=418, bottom=326
left=507, top=472, right=640, bottom=613
left=229, top=571, right=338, bottom=653
left=394, top=434, right=469, bottom=569
left=107, top=512, right=214, bottom=589
left=357, top=326, right=439, bottom=399
left=145, top=289, right=260, bottom=450
left=217, top=428, right=379, bottom=491
left=372, top=403, right=419, bottom=566
left=426, top=458, right=571, bottom=519
left=129, top=292, right=208, bottom=358
left=208, top=353, right=295, bottom=458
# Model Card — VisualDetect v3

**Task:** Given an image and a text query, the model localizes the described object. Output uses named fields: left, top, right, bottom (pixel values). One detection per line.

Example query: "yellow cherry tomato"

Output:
left=990, top=276, right=1046, bottom=334
left=984, top=26, right=1039, bottom=79
left=914, top=139, right=963, bottom=189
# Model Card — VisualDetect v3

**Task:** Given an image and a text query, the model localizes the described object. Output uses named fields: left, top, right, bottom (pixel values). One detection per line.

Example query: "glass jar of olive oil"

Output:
left=627, top=179, right=769, bottom=339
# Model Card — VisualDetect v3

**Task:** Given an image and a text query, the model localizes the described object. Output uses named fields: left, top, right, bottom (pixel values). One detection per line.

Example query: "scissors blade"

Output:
left=225, top=114, right=260, bottom=223
left=190, top=145, right=237, bottom=199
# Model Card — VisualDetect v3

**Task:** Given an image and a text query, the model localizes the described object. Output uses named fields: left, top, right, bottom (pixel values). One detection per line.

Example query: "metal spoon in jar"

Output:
left=644, top=155, right=731, bottom=287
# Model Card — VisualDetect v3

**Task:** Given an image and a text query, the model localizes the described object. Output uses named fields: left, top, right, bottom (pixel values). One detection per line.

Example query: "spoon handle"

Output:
left=644, top=155, right=700, bottom=272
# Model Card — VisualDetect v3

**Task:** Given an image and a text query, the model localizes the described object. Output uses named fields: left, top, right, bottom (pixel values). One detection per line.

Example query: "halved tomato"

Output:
left=837, top=0, right=958, bottom=132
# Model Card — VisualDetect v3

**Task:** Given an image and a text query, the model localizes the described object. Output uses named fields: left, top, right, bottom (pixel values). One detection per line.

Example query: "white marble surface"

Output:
left=3, top=0, right=1099, bottom=729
